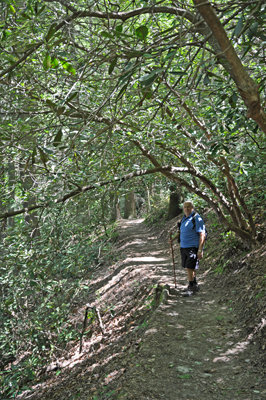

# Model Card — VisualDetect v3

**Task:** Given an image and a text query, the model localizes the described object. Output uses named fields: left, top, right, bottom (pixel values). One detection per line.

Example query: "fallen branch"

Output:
left=79, top=305, right=105, bottom=353
left=96, top=308, right=105, bottom=335
left=79, top=305, right=95, bottom=353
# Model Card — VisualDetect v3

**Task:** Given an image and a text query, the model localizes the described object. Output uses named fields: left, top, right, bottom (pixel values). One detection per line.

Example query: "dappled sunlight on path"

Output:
left=109, top=219, right=266, bottom=399
left=18, top=218, right=266, bottom=400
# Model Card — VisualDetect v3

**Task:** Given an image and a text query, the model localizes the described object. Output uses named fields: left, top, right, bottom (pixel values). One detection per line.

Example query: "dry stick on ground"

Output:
left=96, top=308, right=105, bottom=335
left=79, top=305, right=105, bottom=353
left=79, top=305, right=94, bottom=353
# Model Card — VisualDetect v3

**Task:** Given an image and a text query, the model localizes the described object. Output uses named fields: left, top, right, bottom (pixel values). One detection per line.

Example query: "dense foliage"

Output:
left=1, top=0, right=266, bottom=396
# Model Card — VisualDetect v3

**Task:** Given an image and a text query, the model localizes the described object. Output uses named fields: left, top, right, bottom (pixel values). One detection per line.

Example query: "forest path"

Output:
left=19, top=219, right=265, bottom=400
left=111, top=219, right=265, bottom=400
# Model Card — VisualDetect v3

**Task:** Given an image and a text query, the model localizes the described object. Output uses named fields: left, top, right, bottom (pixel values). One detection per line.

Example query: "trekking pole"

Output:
left=169, top=232, right=177, bottom=288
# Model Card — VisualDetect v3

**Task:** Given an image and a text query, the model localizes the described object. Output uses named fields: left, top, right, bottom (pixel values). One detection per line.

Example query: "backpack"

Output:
left=191, top=212, right=208, bottom=241
left=177, top=212, right=208, bottom=243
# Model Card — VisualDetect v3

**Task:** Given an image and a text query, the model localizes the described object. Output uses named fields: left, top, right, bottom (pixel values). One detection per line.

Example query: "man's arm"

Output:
left=197, top=232, right=205, bottom=260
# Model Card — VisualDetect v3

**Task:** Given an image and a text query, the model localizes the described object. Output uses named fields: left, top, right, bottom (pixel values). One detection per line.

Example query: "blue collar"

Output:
left=182, top=211, right=195, bottom=222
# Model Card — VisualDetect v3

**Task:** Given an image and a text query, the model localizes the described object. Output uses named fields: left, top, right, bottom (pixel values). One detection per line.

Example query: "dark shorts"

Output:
left=180, top=247, right=199, bottom=270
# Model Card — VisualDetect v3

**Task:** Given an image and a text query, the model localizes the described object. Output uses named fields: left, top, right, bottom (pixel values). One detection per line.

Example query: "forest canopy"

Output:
left=1, top=0, right=266, bottom=238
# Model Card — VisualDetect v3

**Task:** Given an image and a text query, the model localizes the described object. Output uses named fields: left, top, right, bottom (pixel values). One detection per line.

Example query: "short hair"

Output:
left=183, top=200, right=194, bottom=208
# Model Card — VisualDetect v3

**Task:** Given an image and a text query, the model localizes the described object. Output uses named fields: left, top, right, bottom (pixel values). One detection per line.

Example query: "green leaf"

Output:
left=46, top=23, right=57, bottom=42
left=164, top=50, right=177, bottom=59
left=66, top=92, right=78, bottom=103
left=222, top=145, right=230, bottom=154
left=247, top=22, right=258, bottom=39
left=197, top=92, right=201, bottom=103
left=169, top=71, right=187, bottom=76
left=242, top=43, right=251, bottom=57
left=51, top=57, right=59, bottom=69
left=116, top=25, right=123, bottom=33
left=24, top=154, right=31, bottom=171
left=135, top=26, right=149, bottom=40
left=9, top=5, right=16, bottom=13
left=113, top=31, right=132, bottom=39
left=25, top=42, right=39, bottom=49
left=109, top=56, right=117, bottom=75
left=195, top=73, right=203, bottom=87
left=234, top=16, right=243, bottom=37
left=43, top=53, right=51, bottom=70
left=143, top=53, right=155, bottom=58
left=57, top=106, right=65, bottom=116
left=60, top=60, right=76, bottom=75
left=210, top=143, right=221, bottom=156
left=204, top=74, right=210, bottom=85
left=142, top=88, right=153, bottom=100
left=117, top=82, right=129, bottom=100
left=231, top=120, right=244, bottom=133
left=207, top=71, right=223, bottom=81
left=27, top=369, right=35, bottom=380
left=53, top=129, right=63, bottom=147
left=126, top=51, right=143, bottom=58
left=100, top=31, right=114, bottom=39
left=139, top=68, right=164, bottom=82
left=21, top=12, right=31, bottom=20
left=229, top=95, right=237, bottom=108
left=118, top=70, right=134, bottom=85
left=49, top=39, right=65, bottom=49
left=43, top=147, right=54, bottom=155
left=259, top=34, right=266, bottom=41
left=38, top=147, right=49, bottom=165
left=232, top=92, right=238, bottom=103
left=46, top=99, right=56, bottom=109
left=32, top=146, right=37, bottom=164
left=37, top=5, right=46, bottom=15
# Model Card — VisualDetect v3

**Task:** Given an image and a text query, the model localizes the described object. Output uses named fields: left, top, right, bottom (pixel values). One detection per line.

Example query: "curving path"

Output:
left=112, top=219, right=265, bottom=400
left=19, top=219, right=265, bottom=400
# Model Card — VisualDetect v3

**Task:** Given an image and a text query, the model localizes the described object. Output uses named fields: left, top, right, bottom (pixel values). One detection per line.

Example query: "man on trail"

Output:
left=170, top=201, right=206, bottom=297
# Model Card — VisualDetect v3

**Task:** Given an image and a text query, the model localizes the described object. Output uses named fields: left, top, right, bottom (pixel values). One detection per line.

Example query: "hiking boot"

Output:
left=182, top=285, right=195, bottom=297
left=182, top=283, right=199, bottom=292
left=194, top=283, right=200, bottom=292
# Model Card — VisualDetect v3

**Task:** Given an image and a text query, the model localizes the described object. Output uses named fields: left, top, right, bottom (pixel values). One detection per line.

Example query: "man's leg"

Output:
left=188, top=267, right=200, bottom=292
left=186, top=268, right=194, bottom=282
left=183, top=248, right=199, bottom=296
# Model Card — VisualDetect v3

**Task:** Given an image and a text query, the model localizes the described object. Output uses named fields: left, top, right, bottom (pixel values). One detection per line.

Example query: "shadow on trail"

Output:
left=18, top=219, right=265, bottom=400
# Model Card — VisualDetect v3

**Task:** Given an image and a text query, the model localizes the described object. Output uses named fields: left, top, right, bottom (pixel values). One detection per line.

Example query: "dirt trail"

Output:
left=111, top=219, right=265, bottom=400
left=19, top=219, right=265, bottom=400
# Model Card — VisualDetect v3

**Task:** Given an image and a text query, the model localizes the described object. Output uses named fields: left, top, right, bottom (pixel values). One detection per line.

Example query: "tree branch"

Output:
left=193, top=0, right=266, bottom=134
left=132, top=139, right=255, bottom=242
left=0, top=166, right=191, bottom=220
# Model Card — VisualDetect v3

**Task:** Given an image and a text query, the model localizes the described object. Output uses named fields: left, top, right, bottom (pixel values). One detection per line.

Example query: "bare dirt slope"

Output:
left=19, top=218, right=266, bottom=400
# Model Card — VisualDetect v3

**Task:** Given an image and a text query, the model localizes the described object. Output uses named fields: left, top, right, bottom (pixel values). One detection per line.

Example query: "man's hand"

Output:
left=197, top=250, right=203, bottom=260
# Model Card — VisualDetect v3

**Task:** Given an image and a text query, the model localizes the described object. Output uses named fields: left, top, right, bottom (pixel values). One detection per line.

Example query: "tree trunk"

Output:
left=110, top=191, right=122, bottom=222
left=193, top=0, right=266, bottom=134
left=124, top=191, right=136, bottom=219
left=167, top=188, right=182, bottom=220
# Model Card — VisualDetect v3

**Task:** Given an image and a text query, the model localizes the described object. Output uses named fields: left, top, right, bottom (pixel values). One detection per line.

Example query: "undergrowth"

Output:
left=0, top=214, right=117, bottom=398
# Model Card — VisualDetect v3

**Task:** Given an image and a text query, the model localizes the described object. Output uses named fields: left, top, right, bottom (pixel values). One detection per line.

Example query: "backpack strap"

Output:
left=179, top=212, right=197, bottom=230
left=191, top=212, right=198, bottom=229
